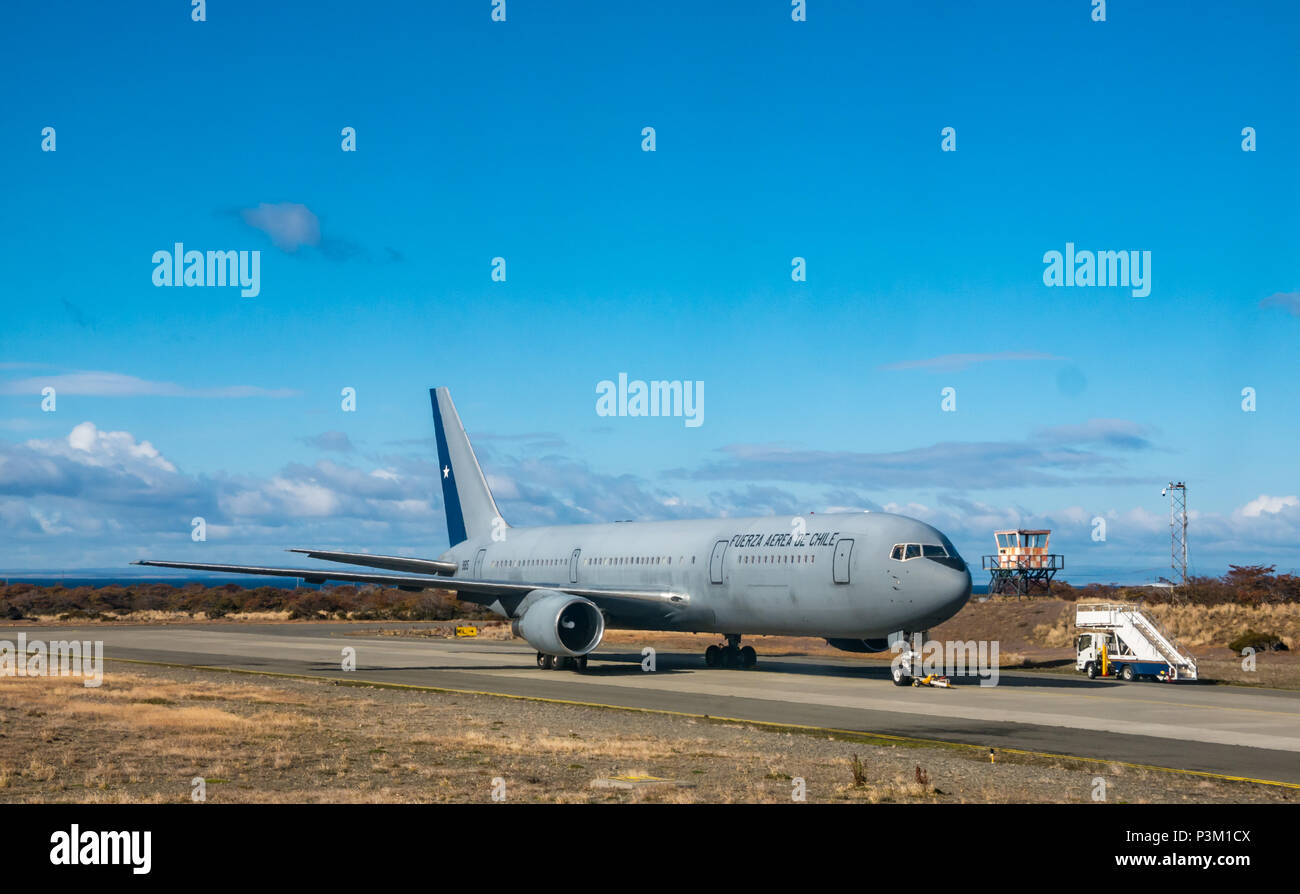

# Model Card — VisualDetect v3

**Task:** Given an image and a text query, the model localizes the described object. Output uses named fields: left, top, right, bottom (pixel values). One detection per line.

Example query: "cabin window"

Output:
left=890, top=544, right=904, bottom=560
left=922, top=545, right=948, bottom=558
left=904, top=544, right=921, bottom=559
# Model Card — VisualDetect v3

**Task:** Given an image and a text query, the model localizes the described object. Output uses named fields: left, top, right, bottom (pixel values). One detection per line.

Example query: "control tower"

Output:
left=981, top=529, right=1065, bottom=597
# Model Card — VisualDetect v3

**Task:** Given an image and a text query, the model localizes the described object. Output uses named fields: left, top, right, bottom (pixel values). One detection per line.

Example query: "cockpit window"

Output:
left=893, top=543, right=952, bottom=561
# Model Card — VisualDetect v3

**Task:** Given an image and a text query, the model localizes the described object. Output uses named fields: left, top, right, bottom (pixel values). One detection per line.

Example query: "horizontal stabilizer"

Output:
left=287, top=548, right=457, bottom=576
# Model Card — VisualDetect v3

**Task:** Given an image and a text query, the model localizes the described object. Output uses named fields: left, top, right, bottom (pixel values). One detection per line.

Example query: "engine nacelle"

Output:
left=511, top=589, right=605, bottom=657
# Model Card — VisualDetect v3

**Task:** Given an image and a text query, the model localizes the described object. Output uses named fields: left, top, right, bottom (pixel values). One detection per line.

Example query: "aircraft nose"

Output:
left=916, top=560, right=972, bottom=629
left=940, top=563, right=973, bottom=616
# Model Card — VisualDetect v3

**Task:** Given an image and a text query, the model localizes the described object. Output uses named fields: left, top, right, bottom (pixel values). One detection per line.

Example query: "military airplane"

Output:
left=136, top=388, right=972, bottom=683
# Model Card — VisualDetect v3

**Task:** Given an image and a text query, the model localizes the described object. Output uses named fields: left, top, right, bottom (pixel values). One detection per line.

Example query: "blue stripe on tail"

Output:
left=430, top=388, right=468, bottom=546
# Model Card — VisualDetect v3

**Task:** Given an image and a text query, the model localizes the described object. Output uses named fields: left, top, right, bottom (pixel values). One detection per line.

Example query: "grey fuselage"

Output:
left=439, top=511, right=972, bottom=639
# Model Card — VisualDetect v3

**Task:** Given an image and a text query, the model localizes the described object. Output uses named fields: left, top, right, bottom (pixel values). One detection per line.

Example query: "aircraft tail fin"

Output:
left=430, top=387, right=505, bottom=547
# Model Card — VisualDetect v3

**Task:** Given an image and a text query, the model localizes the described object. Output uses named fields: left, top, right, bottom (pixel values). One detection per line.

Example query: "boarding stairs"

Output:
left=1075, top=603, right=1198, bottom=681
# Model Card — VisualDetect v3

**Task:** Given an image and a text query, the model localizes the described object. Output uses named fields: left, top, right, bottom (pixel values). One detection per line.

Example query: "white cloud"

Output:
left=263, top=478, right=340, bottom=517
left=1238, top=494, right=1299, bottom=517
left=240, top=202, right=321, bottom=252
left=4, top=421, right=1300, bottom=578
left=880, top=351, right=1064, bottom=372
left=0, top=371, right=297, bottom=398
left=1259, top=292, right=1300, bottom=316
left=1034, top=418, right=1154, bottom=450
left=23, top=422, right=179, bottom=485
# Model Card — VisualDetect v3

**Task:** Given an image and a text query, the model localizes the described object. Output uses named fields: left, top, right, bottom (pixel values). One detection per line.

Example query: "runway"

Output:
left=17, top=623, right=1300, bottom=787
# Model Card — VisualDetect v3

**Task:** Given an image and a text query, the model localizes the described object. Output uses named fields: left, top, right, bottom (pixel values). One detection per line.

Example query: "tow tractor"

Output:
left=1074, top=603, right=1198, bottom=682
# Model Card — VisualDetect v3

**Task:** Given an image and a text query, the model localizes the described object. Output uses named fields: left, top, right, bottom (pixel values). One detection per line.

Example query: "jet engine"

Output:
left=511, top=589, right=605, bottom=657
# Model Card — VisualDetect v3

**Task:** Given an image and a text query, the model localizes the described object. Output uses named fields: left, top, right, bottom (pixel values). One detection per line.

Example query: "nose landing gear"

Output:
left=704, top=634, right=756, bottom=669
left=890, top=630, right=927, bottom=686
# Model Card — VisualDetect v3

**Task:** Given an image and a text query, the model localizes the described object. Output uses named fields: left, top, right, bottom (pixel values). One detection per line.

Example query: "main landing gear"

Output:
left=537, top=652, right=588, bottom=672
left=704, top=634, right=756, bottom=669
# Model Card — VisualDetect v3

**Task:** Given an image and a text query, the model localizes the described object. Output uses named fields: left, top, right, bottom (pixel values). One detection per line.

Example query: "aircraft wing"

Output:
left=129, top=560, right=689, bottom=613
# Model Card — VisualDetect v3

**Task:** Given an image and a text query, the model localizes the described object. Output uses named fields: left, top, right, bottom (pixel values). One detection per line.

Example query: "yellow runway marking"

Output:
left=97, top=655, right=1300, bottom=792
left=984, top=680, right=1300, bottom=718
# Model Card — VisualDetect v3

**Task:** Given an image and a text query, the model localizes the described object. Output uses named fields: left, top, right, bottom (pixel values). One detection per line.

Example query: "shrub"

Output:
left=1227, top=629, right=1288, bottom=653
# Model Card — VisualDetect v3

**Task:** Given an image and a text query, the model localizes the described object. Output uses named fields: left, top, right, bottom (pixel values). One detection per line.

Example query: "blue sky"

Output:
left=1, top=0, right=1298, bottom=580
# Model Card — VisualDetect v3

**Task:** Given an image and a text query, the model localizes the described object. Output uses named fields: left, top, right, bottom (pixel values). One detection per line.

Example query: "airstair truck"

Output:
left=1074, top=603, right=1198, bottom=682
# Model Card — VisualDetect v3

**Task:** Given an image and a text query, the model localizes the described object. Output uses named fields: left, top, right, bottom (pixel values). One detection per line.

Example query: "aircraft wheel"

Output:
left=541, top=654, right=556, bottom=670
left=705, top=645, right=721, bottom=668
left=537, top=652, right=548, bottom=668
left=575, top=655, right=588, bottom=672
left=740, top=646, right=756, bottom=669
left=1121, top=665, right=1135, bottom=682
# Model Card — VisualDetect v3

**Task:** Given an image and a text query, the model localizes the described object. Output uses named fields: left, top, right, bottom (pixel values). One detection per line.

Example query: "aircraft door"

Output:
left=569, top=548, right=581, bottom=584
left=833, top=538, right=854, bottom=584
left=473, top=548, right=486, bottom=577
left=709, top=540, right=729, bottom=585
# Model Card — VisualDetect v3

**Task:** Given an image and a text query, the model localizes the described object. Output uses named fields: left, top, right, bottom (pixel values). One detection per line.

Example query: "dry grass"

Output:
left=0, top=663, right=1294, bottom=804
left=1032, top=601, right=1300, bottom=651
left=1144, top=602, right=1300, bottom=649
